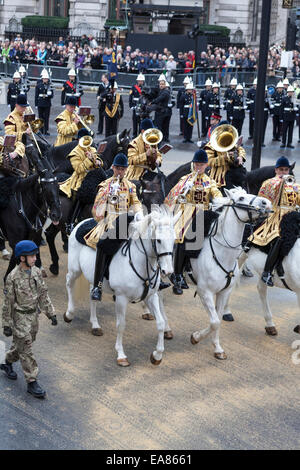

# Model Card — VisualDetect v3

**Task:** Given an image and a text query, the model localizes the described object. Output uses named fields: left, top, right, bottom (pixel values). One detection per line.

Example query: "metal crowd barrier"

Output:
left=0, top=59, right=297, bottom=90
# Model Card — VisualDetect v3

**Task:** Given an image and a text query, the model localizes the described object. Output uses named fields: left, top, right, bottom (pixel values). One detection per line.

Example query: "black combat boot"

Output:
left=172, top=244, right=186, bottom=295
left=91, top=246, right=108, bottom=301
left=261, top=238, right=282, bottom=287
left=27, top=380, right=46, bottom=398
left=0, top=360, right=17, bottom=380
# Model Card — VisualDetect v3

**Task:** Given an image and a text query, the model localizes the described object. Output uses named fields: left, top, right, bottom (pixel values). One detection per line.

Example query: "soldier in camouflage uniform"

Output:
left=1, top=240, right=57, bottom=398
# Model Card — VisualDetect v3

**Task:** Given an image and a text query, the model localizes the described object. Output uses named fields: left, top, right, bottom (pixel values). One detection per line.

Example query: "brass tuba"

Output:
left=210, top=124, right=239, bottom=153
left=79, top=135, right=93, bottom=149
left=142, top=128, right=163, bottom=147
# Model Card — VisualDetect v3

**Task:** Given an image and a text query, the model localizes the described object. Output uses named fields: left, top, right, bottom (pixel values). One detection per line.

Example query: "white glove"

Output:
left=134, top=212, right=143, bottom=222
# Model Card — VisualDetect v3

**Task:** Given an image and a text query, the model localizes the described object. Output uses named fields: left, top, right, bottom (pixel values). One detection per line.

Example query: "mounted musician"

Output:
left=126, top=118, right=162, bottom=181
left=165, top=149, right=222, bottom=295
left=84, top=153, right=143, bottom=302
left=251, top=156, right=300, bottom=287
left=54, top=96, right=81, bottom=146
left=59, top=130, right=103, bottom=232
left=204, top=122, right=246, bottom=191
left=4, top=95, right=31, bottom=167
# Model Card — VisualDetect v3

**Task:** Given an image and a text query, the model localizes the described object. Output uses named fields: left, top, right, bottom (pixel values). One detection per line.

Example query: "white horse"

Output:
left=189, top=188, right=272, bottom=359
left=240, top=233, right=300, bottom=337
left=65, top=206, right=178, bottom=366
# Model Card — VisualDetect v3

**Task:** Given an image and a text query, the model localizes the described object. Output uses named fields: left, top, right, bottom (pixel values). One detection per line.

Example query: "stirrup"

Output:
left=65, top=223, right=75, bottom=236
left=261, top=272, right=274, bottom=287
left=91, top=283, right=103, bottom=301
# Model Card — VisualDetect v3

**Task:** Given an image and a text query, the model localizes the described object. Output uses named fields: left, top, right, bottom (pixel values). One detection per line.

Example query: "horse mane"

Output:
left=129, top=205, right=172, bottom=240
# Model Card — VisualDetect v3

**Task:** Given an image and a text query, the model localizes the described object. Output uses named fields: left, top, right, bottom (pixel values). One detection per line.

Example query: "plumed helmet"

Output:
left=205, top=78, right=212, bottom=86
left=186, top=83, right=194, bottom=90
left=283, top=78, right=290, bottom=85
left=15, top=240, right=39, bottom=258
left=136, top=74, right=145, bottom=81
left=13, top=71, right=21, bottom=79
left=19, top=65, right=26, bottom=73
left=140, top=118, right=154, bottom=130
left=276, top=81, right=284, bottom=88
left=113, top=153, right=128, bottom=167
left=77, top=128, right=91, bottom=139
left=65, top=96, right=77, bottom=106
left=275, top=156, right=290, bottom=168
left=230, top=78, right=237, bottom=85
left=41, top=68, right=49, bottom=78
left=16, top=94, right=28, bottom=107
left=212, top=82, right=220, bottom=88
left=158, top=74, right=166, bottom=82
left=68, top=68, right=76, bottom=76
left=287, top=85, right=294, bottom=92
left=192, top=149, right=208, bottom=163
left=236, top=84, right=244, bottom=90
left=183, top=76, right=191, bottom=84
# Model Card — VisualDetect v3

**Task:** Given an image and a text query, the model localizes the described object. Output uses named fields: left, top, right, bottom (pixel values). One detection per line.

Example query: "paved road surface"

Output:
left=0, top=85, right=300, bottom=450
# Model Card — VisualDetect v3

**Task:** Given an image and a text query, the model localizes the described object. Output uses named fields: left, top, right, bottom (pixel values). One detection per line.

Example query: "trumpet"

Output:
left=177, top=172, right=199, bottom=204
left=73, top=108, right=95, bottom=136
left=108, top=175, right=120, bottom=205
left=79, top=135, right=103, bottom=166
left=282, top=174, right=296, bottom=186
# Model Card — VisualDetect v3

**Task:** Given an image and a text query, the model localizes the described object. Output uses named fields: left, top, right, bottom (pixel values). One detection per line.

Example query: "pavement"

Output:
left=0, top=85, right=300, bottom=450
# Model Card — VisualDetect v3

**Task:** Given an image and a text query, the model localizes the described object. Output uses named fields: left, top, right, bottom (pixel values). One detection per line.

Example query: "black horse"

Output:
left=0, top=137, right=62, bottom=282
left=45, top=130, right=131, bottom=275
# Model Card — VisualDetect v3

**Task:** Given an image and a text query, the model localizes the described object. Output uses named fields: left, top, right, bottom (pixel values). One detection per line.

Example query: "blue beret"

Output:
left=140, top=118, right=154, bottom=131
left=15, top=240, right=39, bottom=258
left=192, top=149, right=208, bottom=163
left=275, top=156, right=290, bottom=168
left=113, top=153, right=128, bottom=167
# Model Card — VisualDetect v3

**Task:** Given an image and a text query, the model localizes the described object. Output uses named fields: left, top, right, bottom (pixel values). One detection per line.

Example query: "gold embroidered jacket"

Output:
left=59, top=144, right=100, bottom=198
left=3, top=109, right=27, bottom=157
left=252, top=176, right=300, bottom=246
left=54, top=109, right=80, bottom=147
left=204, top=143, right=246, bottom=188
left=126, top=134, right=162, bottom=180
left=84, top=176, right=142, bottom=249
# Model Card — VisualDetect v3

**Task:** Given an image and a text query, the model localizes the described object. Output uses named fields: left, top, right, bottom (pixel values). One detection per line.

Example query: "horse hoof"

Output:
left=142, top=313, right=155, bottom=321
left=41, top=268, right=47, bottom=278
left=190, top=334, right=199, bottom=345
left=214, top=352, right=227, bottom=360
left=265, top=326, right=278, bottom=336
left=91, top=328, right=103, bottom=336
left=294, top=325, right=300, bottom=334
left=63, top=312, right=72, bottom=323
left=150, top=353, right=162, bottom=366
left=223, top=314, right=234, bottom=322
left=164, top=330, right=173, bottom=340
left=117, top=358, right=130, bottom=367
left=49, top=264, right=59, bottom=276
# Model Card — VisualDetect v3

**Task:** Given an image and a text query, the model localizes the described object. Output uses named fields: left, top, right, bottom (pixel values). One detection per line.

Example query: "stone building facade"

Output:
left=0, top=0, right=292, bottom=46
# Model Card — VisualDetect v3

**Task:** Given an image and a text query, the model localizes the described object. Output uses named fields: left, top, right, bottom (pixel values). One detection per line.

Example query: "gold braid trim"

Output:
left=105, top=93, right=120, bottom=118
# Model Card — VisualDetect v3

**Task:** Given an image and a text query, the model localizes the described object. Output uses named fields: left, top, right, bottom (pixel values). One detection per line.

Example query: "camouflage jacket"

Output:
left=2, top=265, right=55, bottom=337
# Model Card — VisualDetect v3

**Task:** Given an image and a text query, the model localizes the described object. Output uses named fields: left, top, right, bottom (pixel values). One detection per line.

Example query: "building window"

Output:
left=45, top=0, right=69, bottom=17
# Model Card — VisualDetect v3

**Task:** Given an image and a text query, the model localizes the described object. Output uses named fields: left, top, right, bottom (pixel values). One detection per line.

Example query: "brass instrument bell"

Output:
left=210, top=124, right=239, bottom=153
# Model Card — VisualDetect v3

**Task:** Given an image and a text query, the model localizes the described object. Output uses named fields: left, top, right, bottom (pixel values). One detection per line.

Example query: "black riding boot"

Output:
left=66, top=198, right=82, bottom=236
left=171, top=244, right=187, bottom=295
left=261, top=238, right=282, bottom=287
left=91, top=246, right=108, bottom=301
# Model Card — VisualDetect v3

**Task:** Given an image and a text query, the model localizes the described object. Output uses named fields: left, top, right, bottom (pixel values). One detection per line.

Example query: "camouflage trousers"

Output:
left=6, top=316, right=39, bottom=383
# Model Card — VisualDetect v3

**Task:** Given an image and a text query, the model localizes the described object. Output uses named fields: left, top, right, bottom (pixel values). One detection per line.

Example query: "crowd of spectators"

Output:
left=0, top=33, right=300, bottom=81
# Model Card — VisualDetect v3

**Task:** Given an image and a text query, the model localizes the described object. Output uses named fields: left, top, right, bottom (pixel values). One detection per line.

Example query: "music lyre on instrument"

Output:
left=23, top=106, right=43, bottom=156
left=108, top=175, right=121, bottom=205
left=177, top=171, right=199, bottom=204
left=74, top=106, right=95, bottom=136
